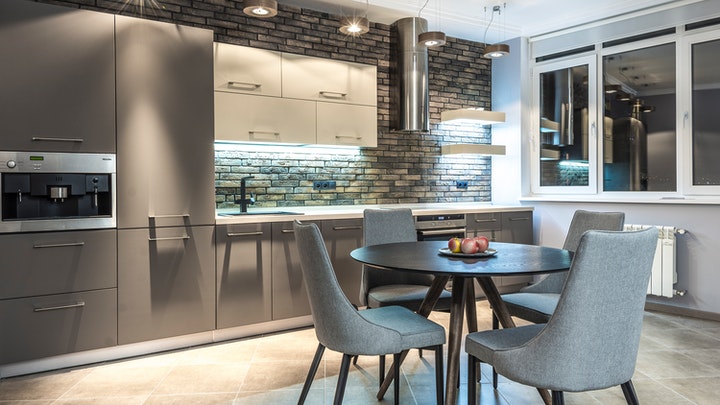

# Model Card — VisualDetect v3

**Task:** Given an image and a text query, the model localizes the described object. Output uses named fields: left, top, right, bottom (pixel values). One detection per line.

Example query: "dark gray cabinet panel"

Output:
left=115, top=16, right=215, bottom=228
left=322, top=219, right=363, bottom=306
left=271, top=221, right=318, bottom=320
left=0, top=230, right=117, bottom=300
left=0, top=0, right=115, bottom=153
left=496, top=211, right=534, bottom=286
left=118, top=225, right=215, bottom=344
left=466, top=212, right=502, bottom=240
left=216, top=223, right=272, bottom=328
left=0, top=288, right=117, bottom=364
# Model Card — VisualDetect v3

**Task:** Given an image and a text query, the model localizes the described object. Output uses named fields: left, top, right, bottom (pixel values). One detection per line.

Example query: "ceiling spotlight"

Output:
left=339, top=16, right=370, bottom=36
left=243, top=0, right=278, bottom=18
left=419, top=31, right=446, bottom=47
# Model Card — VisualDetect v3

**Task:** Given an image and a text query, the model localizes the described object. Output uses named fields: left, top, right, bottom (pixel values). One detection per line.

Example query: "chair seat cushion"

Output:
left=359, top=306, right=446, bottom=353
left=465, top=323, right=546, bottom=364
left=367, top=284, right=453, bottom=311
left=501, top=293, right=559, bottom=324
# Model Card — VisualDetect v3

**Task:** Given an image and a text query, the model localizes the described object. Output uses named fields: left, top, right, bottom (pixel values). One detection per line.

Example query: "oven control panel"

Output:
left=414, top=214, right=466, bottom=230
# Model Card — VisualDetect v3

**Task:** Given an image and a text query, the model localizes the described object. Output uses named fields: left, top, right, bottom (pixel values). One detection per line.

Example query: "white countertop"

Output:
left=215, top=203, right=533, bottom=224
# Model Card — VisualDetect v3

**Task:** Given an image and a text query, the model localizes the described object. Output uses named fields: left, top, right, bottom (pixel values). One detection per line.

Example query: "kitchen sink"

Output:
left=218, top=211, right=304, bottom=216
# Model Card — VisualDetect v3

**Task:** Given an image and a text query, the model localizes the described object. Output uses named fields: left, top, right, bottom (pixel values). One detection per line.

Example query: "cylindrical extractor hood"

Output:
left=395, top=17, right=429, bottom=132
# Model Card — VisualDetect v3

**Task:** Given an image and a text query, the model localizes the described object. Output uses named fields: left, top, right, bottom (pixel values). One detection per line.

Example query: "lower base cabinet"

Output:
left=322, top=219, right=363, bottom=307
left=271, top=221, right=316, bottom=320
left=0, top=288, right=117, bottom=364
left=118, top=225, right=215, bottom=345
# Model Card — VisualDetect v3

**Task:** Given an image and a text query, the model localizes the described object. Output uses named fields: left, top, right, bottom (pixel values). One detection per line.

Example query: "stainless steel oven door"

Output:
left=416, top=227, right=466, bottom=241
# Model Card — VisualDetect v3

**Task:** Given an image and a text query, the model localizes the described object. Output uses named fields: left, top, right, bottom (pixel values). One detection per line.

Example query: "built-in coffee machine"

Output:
left=0, top=151, right=116, bottom=233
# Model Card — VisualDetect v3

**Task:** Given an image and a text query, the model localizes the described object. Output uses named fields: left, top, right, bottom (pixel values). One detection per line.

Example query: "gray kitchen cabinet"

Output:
left=271, top=221, right=316, bottom=320
left=498, top=211, right=534, bottom=245
left=216, top=223, right=272, bottom=328
left=466, top=212, right=502, bottom=241
left=0, top=229, right=118, bottom=364
left=117, top=226, right=215, bottom=344
left=116, top=16, right=215, bottom=229
left=0, top=0, right=115, bottom=153
left=322, top=219, right=364, bottom=306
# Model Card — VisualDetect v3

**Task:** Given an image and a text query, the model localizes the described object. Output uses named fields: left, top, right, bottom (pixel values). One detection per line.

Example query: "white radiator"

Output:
left=623, top=224, right=685, bottom=298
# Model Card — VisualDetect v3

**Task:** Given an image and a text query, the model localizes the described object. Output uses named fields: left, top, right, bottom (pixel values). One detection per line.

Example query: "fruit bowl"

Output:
left=438, top=248, right=497, bottom=258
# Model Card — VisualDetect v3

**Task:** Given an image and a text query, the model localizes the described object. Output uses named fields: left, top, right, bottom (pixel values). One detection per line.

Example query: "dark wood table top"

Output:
left=350, top=241, right=572, bottom=277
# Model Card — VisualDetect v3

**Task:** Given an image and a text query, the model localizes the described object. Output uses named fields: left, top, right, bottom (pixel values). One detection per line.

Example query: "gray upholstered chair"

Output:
left=293, top=220, right=446, bottom=405
left=466, top=227, right=658, bottom=405
left=360, top=208, right=453, bottom=311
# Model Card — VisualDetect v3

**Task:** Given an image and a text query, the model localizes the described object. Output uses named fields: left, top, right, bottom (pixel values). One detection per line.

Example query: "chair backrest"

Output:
left=524, top=210, right=625, bottom=293
left=293, top=220, right=405, bottom=354
left=493, top=227, right=658, bottom=392
left=359, top=208, right=434, bottom=306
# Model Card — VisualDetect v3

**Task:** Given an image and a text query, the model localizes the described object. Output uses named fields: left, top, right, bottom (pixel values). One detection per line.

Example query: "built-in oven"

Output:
left=415, top=213, right=466, bottom=241
left=0, top=151, right=116, bottom=233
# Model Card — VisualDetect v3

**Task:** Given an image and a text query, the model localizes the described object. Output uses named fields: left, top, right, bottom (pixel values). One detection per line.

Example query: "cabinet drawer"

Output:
left=0, top=230, right=117, bottom=300
left=316, top=103, right=378, bottom=147
left=0, top=288, right=117, bottom=364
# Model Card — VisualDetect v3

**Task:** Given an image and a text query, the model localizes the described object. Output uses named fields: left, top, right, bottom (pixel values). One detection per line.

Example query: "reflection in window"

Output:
left=602, top=43, right=676, bottom=191
left=539, top=65, right=589, bottom=187
left=692, top=39, right=720, bottom=185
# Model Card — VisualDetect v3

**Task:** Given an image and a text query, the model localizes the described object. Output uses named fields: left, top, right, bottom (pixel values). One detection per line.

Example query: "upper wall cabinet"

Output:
left=282, top=54, right=377, bottom=106
left=213, top=43, right=281, bottom=97
left=0, top=0, right=115, bottom=153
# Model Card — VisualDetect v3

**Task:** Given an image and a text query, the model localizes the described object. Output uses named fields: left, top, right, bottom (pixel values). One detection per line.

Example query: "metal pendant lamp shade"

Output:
left=243, top=0, right=277, bottom=18
left=339, top=16, right=370, bottom=36
left=483, top=43, right=510, bottom=58
left=419, top=31, right=446, bottom=47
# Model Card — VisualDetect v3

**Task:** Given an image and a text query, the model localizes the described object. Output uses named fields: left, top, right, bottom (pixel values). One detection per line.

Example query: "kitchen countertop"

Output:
left=215, top=203, right=533, bottom=224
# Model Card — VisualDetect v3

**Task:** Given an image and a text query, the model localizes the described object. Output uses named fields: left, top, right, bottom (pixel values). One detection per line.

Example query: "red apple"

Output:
left=474, top=236, right=489, bottom=252
left=460, top=237, right=480, bottom=254
left=447, top=237, right=462, bottom=253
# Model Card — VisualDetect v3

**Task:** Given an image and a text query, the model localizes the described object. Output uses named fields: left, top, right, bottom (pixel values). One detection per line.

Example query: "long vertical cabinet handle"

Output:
left=33, top=301, right=86, bottom=312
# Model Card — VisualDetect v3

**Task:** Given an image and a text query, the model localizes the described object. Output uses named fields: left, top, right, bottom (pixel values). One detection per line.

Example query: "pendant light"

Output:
left=339, top=0, right=370, bottom=37
left=482, top=4, right=510, bottom=59
left=243, top=0, right=278, bottom=18
left=417, top=0, right=446, bottom=47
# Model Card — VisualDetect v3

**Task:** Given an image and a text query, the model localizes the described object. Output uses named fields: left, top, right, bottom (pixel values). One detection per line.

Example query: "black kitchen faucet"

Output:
left=236, top=176, right=255, bottom=213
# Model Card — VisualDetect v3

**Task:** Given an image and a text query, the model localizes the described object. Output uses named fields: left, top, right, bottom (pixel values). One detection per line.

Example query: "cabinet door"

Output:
left=117, top=226, right=215, bottom=344
left=0, top=230, right=117, bottom=300
left=213, top=43, right=281, bottom=96
left=216, top=223, right=272, bottom=328
left=0, top=288, right=117, bottom=364
left=282, top=53, right=377, bottom=106
left=322, top=219, right=363, bottom=306
left=0, top=0, right=115, bottom=153
left=466, top=212, right=502, bottom=241
left=271, top=221, right=322, bottom=320
left=214, top=93, right=316, bottom=144
left=316, top=103, right=378, bottom=147
left=497, top=211, right=534, bottom=287
left=116, top=16, right=215, bottom=228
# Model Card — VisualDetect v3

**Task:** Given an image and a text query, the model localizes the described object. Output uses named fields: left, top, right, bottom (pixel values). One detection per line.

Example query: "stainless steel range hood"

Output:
left=395, top=17, right=429, bottom=132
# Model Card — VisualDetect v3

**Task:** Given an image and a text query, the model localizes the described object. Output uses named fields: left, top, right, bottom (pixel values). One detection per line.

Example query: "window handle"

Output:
left=683, top=111, right=689, bottom=129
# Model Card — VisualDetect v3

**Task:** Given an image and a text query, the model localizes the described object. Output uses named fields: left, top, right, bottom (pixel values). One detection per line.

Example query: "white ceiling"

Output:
left=280, top=0, right=699, bottom=43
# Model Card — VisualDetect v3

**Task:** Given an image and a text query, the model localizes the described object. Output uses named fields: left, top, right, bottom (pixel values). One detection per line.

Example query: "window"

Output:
left=690, top=37, right=720, bottom=187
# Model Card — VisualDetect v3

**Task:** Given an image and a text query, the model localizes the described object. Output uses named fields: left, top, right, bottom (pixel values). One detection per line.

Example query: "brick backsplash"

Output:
left=34, top=0, right=496, bottom=208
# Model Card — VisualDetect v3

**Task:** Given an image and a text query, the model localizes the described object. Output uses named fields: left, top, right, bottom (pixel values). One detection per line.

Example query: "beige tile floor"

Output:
left=2, top=301, right=720, bottom=404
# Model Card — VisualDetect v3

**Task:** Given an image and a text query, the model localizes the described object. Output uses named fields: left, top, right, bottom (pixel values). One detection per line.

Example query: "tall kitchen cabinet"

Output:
left=0, top=0, right=115, bottom=153
left=115, top=16, right=216, bottom=344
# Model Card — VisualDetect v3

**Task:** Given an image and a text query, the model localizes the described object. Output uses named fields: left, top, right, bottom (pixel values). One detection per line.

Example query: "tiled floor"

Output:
left=2, top=301, right=720, bottom=404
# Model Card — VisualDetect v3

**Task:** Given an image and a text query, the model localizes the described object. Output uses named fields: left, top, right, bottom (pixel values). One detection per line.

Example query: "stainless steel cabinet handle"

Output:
left=149, top=214, right=190, bottom=219
left=228, top=81, right=261, bottom=90
left=33, top=242, right=85, bottom=249
left=319, top=90, right=347, bottom=99
left=249, top=131, right=280, bottom=139
left=281, top=229, right=294, bottom=234
left=335, top=135, right=362, bottom=140
left=32, top=136, right=84, bottom=143
left=227, top=231, right=264, bottom=237
left=332, top=225, right=362, bottom=231
left=33, top=301, right=86, bottom=312
left=148, top=236, right=191, bottom=241
left=508, top=217, right=529, bottom=221
left=474, top=218, right=497, bottom=223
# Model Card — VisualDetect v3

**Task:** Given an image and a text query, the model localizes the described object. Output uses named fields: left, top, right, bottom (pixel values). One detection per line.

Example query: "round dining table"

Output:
left=350, top=240, right=572, bottom=405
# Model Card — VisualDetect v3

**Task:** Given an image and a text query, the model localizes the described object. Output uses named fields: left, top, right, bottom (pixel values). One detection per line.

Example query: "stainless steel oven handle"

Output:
left=417, top=228, right=466, bottom=236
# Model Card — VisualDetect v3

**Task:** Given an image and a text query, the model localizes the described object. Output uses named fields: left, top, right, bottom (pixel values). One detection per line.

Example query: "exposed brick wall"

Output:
left=32, top=0, right=495, bottom=207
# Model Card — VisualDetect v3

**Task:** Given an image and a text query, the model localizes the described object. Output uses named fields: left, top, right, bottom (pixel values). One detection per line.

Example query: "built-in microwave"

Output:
left=0, top=151, right=116, bottom=233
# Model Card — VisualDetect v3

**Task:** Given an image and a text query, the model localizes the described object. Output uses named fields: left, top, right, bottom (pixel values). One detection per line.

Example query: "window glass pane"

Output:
left=692, top=39, right=720, bottom=185
left=602, top=43, right=676, bottom=191
left=539, top=65, right=589, bottom=187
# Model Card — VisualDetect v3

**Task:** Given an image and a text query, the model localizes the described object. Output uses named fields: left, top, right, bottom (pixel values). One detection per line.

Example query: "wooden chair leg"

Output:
left=333, top=354, right=352, bottom=405
left=298, top=343, right=325, bottom=405
left=379, top=355, right=386, bottom=388
left=621, top=380, right=640, bottom=405
left=434, top=345, right=444, bottom=405
left=393, top=353, right=401, bottom=405
left=551, top=390, right=565, bottom=405
left=467, top=354, right=477, bottom=405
